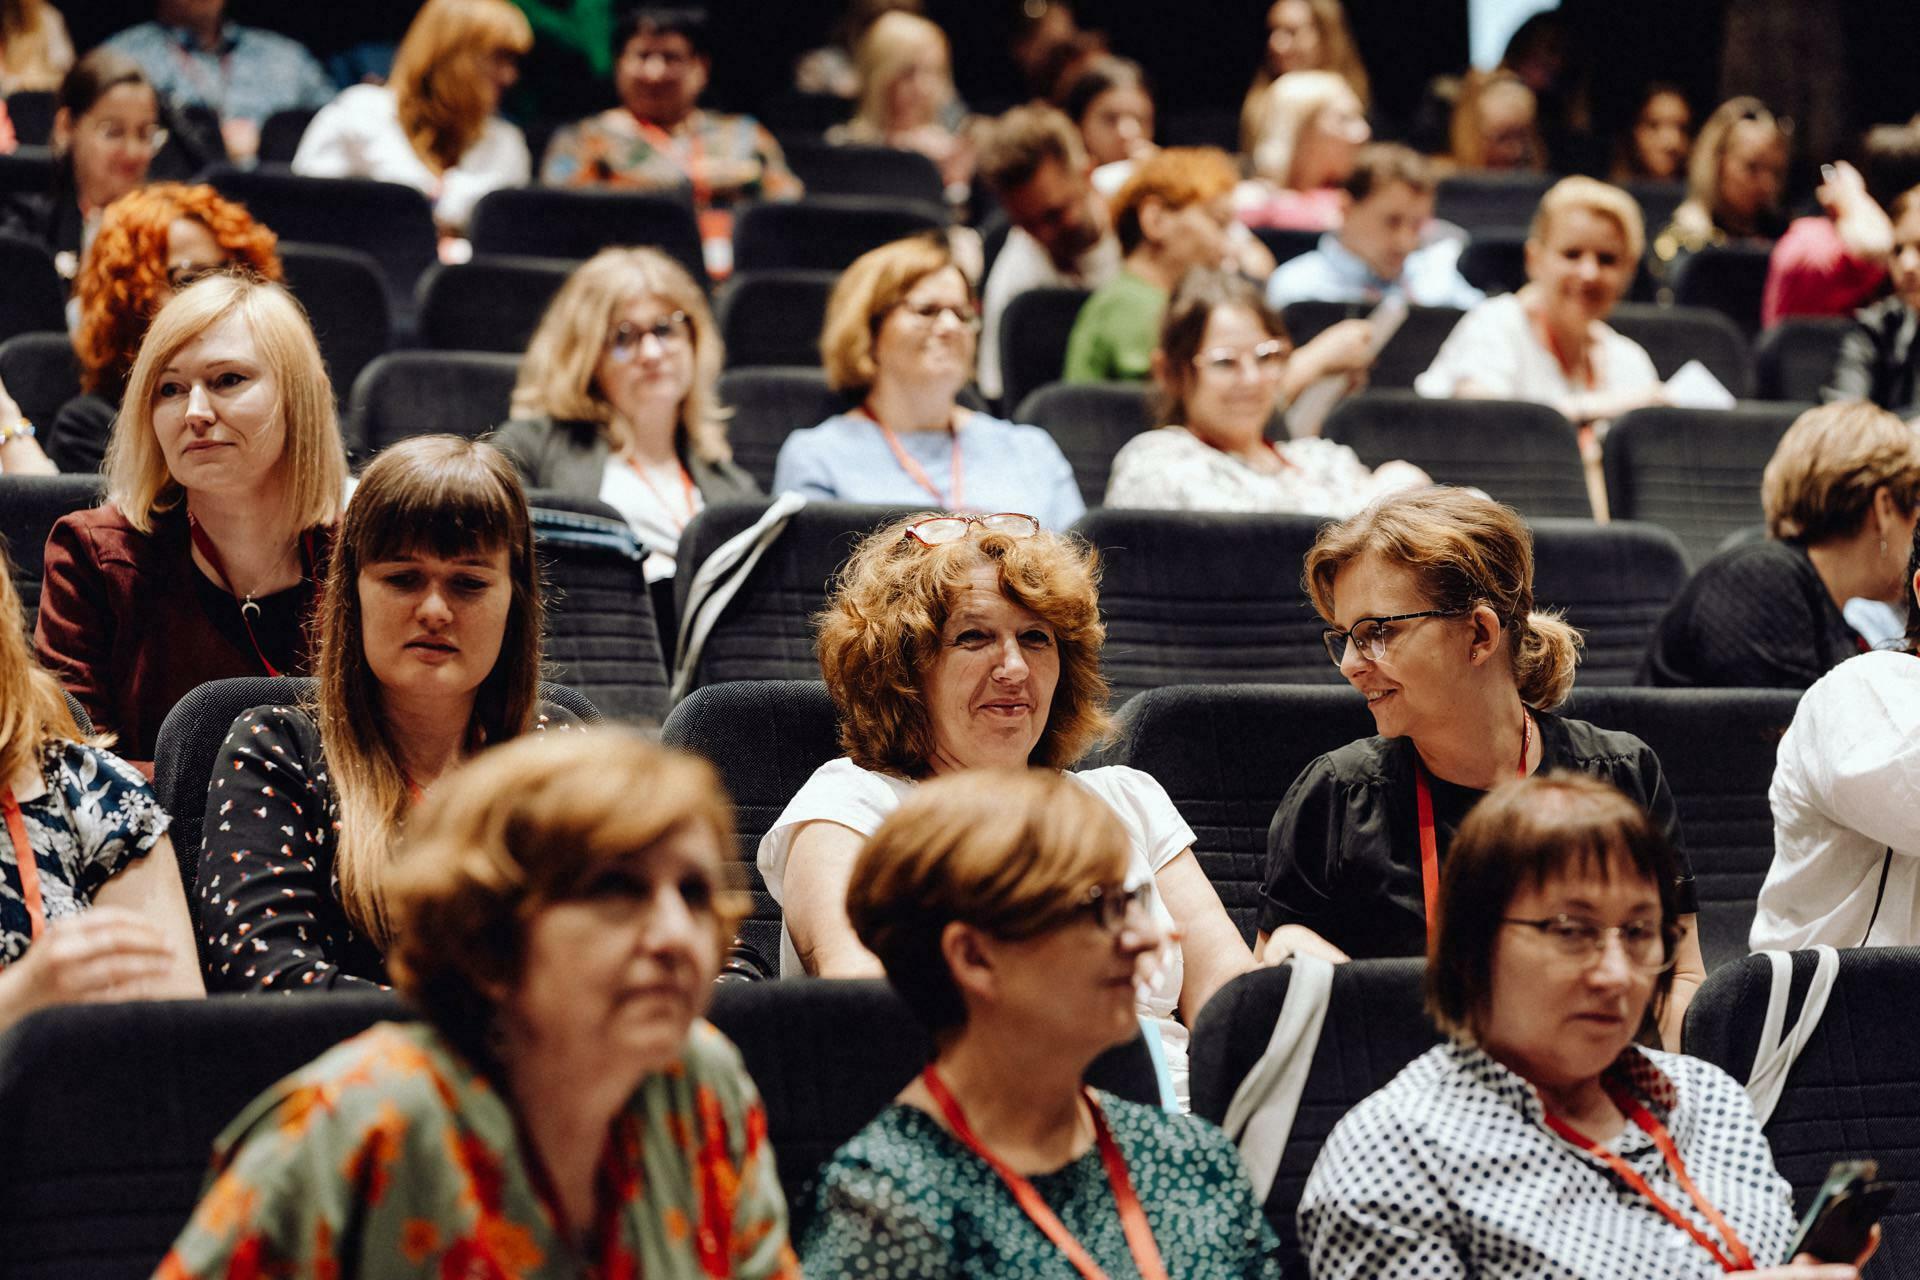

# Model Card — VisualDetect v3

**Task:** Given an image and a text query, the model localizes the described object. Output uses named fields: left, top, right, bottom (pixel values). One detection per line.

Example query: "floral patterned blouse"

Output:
left=157, top=1019, right=801, bottom=1280
left=2, top=741, right=169, bottom=962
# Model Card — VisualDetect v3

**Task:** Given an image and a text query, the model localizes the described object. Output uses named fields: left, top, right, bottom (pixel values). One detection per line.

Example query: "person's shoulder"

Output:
left=1544, top=710, right=1658, bottom=770
left=1323, top=1043, right=1455, bottom=1145
left=1111, top=425, right=1200, bottom=464
left=1852, top=295, right=1910, bottom=328
left=821, top=1102, right=953, bottom=1182
left=1067, top=763, right=1172, bottom=808
left=220, top=1022, right=460, bottom=1149
left=967, top=412, right=1067, bottom=458
left=785, top=412, right=863, bottom=445
left=232, top=22, right=323, bottom=60
left=1633, top=1046, right=1761, bottom=1129
left=47, top=738, right=153, bottom=793
left=48, top=503, right=156, bottom=569
left=1313, top=733, right=1404, bottom=787
left=1806, top=647, right=1920, bottom=702
left=1098, top=1090, right=1242, bottom=1166
left=324, top=82, right=393, bottom=118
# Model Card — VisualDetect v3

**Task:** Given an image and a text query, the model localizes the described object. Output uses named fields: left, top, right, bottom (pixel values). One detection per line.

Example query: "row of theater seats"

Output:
left=4, top=948, right=1910, bottom=1278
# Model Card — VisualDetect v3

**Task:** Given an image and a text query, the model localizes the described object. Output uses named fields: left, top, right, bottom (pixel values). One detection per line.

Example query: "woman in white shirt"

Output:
left=292, top=0, right=531, bottom=235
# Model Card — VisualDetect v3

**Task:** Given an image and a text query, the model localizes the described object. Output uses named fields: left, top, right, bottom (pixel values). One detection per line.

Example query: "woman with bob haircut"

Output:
left=292, top=0, right=532, bottom=234
left=759, top=512, right=1252, bottom=1108
left=772, top=233, right=1084, bottom=530
left=1259, top=486, right=1706, bottom=1045
left=1643, top=402, right=1920, bottom=688
left=35, top=273, right=346, bottom=762
left=196, top=435, right=571, bottom=992
left=1238, top=0, right=1369, bottom=157
left=1238, top=70, right=1371, bottom=232
left=802, top=768, right=1281, bottom=1276
left=827, top=10, right=973, bottom=202
left=1652, top=96, right=1789, bottom=291
left=0, top=548, right=202, bottom=1035
left=1302, top=772, right=1876, bottom=1280
left=161, top=728, right=801, bottom=1278
left=494, top=245, right=759, bottom=585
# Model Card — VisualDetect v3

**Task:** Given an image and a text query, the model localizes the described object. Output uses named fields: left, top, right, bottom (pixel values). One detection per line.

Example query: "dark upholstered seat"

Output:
left=733, top=196, right=944, bottom=274
left=0, top=233, right=64, bottom=345
left=0, top=331, right=77, bottom=434
left=0, top=473, right=101, bottom=629
left=1600, top=403, right=1801, bottom=567
left=527, top=493, right=671, bottom=723
left=278, top=241, right=391, bottom=402
left=996, top=285, right=1090, bottom=414
left=1609, top=302, right=1754, bottom=397
left=1278, top=302, right=1466, bottom=390
left=714, top=270, right=839, bottom=368
left=345, top=350, right=521, bottom=457
left=1433, top=172, right=1555, bottom=232
left=1755, top=316, right=1851, bottom=403
left=1529, top=518, right=1690, bottom=686
left=1014, top=381, right=1155, bottom=507
left=713, top=366, right=851, bottom=490
left=1671, top=241, right=1773, bottom=339
left=778, top=139, right=945, bottom=207
left=468, top=185, right=707, bottom=290
left=415, top=255, right=575, bottom=353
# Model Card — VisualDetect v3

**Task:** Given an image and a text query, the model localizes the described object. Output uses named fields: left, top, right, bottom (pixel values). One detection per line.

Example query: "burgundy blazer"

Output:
left=33, top=504, right=334, bottom=762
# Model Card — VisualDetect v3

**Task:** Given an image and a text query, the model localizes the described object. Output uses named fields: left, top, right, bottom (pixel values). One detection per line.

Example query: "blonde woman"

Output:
left=1449, top=68, right=1546, bottom=172
left=827, top=10, right=973, bottom=199
left=0, top=0, right=71, bottom=93
left=292, top=0, right=532, bottom=233
left=195, top=436, right=569, bottom=993
left=34, top=274, right=347, bottom=761
left=1238, top=0, right=1369, bottom=156
left=1238, top=70, right=1370, bottom=231
left=493, top=247, right=758, bottom=583
left=1652, top=96, right=1789, bottom=288
left=0, top=550, right=201, bottom=1035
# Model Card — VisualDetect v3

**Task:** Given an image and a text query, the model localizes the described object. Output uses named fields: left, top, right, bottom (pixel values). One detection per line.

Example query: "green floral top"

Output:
left=800, top=1093, right=1283, bottom=1278
left=156, top=1020, right=800, bottom=1280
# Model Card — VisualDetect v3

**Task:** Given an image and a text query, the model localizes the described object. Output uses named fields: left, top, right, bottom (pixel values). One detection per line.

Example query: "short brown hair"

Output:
left=1304, top=487, right=1583, bottom=710
left=818, top=232, right=970, bottom=394
left=1530, top=175, right=1646, bottom=266
left=848, top=768, right=1130, bottom=1035
left=1425, top=771, right=1681, bottom=1044
left=977, top=103, right=1087, bottom=194
left=817, top=515, right=1113, bottom=777
left=1761, top=401, right=1920, bottom=543
left=1153, top=269, right=1289, bottom=429
left=1343, top=142, right=1433, bottom=203
left=387, top=728, right=742, bottom=1063
left=1110, top=146, right=1238, bottom=256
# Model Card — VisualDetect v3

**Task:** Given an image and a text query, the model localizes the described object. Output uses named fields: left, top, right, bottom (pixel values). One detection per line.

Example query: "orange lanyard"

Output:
left=1530, top=307, right=1600, bottom=391
left=922, top=1067, right=1168, bottom=1280
left=626, top=455, right=700, bottom=532
left=863, top=403, right=964, bottom=508
left=1542, top=1080, right=1756, bottom=1272
left=3, top=786, right=46, bottom=951
left=1264, top=441, right=1299, bottom=472
left=636, top=116, right=708, bottom=209
left=1414, top=711, right=1530, bottom=940
left=188, top=515, right=314, bottom=678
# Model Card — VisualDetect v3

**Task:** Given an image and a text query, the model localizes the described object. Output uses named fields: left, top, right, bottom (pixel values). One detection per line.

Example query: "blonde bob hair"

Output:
left=387, top=728, right=743, bottom=1065
left=820, top=232, right=970, bottom=394
left=1685, top=96, right=1788, bottom=228
left=390, top=0, right=532, bottom=173
left=509, top=246, right=732, bottom=464
left=1252, top=70, right=1358, bottom=188
left=1528, top=175, right=1646, bottom=269
left=106, top=273, right=347, bottom=536
left=851, top=10, right=952, bottom=134
left=0, top=542, right=99, bottom=785
left=817, top=514, right=1113, bottom=777
left=848, top=767, right=1130, bottom=1035
left=1304, top=487, right=1583, bottom=710
left=1761, top=402, right=1920, bottom=544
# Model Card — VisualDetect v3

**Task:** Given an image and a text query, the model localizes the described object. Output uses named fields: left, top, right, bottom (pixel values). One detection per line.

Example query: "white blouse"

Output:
left=1104, top=427, right=1427, bottom=517
left=1413, top=292, right=1660, bottom=412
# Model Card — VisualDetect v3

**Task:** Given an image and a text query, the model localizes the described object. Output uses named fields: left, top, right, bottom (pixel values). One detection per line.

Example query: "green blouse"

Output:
left=157, top=1020, right=799, bottom=1280
left=800, top=1093, right=1282, bottom=1278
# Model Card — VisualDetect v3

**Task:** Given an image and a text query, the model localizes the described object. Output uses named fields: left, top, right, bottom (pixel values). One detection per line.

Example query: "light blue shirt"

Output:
left=105, top=21, right=336, bottom=126
left=1266, top=233, right=1485, bottom=311
left=772, top=411, right=1085, bottom=531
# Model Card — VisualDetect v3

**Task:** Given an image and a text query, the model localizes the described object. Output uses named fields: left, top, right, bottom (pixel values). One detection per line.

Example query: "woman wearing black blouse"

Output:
left=1259, top=486, right=1707, bottom=1047
left=197, top=436, right=567, bottom=992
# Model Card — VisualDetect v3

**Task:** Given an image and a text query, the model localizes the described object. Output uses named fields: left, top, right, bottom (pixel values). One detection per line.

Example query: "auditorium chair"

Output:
left=4, top=90, right=54, bottom=146
left=1250, top=226, right=1323, bottom=268
left=0, top=233, right=65, bottom=345
left=0, top=331, right=78, bottom=438
left=1457, top=228, right=1526, bottom=295
left=1278, top=302, right=1466, bottom=390
left=1671, top=241, right=1772, bottom=339
left=1529, top=518, right=1690, bottom=685
left=1754, top=316, right=1850, bottom=403
left=1601, top=403, right=1801, bottom=567
left=996, top=285, right=1091, bottom=413
left=1624, top=179, right=1687, bottom=243
left=714, top=270, right=839, bottom=368
left=1013, top=381, right=1155, bottom=507
left=732, top=196, right=945, bottom=274
left=1608, top=302, right=1753, bottom=397
left=415, top=255, right=575, bottom=353
left=278, top=242, right=391, bottom=402
left=255, top=106, right=318, bottom=164
left=778, top=139, right=945, bottom=207
left=1433, top=171, right=1555, bottom=233
left=0, top=147, right=52, bottom=199
left=526, top=493, right=672, bottom=722
left=0, top=473, right=101, bottom=630
left=712, top=367, right=852, bottom=490
left=467, top=186, right=708, bottom=290
left=344, top=350, right=521, bottom=457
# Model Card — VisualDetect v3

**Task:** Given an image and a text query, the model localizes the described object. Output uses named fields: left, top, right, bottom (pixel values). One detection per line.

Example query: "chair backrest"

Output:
left=713, top=366, right=851, bottom=491
left=345, top=350, right=521, bottom=457
left=0, top=330, right=79, bottom=434
left=1754, top=315, right=1851, bottom=403
left=1324, top=391, right=1593, bottom=518
left=277, top=241, right=391, bottom=402
left=256, top=107, right=318, bottom=164
left=1190, top=959, right=1439, bottom=1274
left=732, top=195, right=945, bottom=273
left=1685, top=946, right=1920, bottom=1275
left=0, top=473, right=101, bottom=630
left=1251, top=226, right=1324, bottom=268
left=1529, top=518, right=1690, bottom=687
left=1671, top=241, right=1773, bottom=339
left=5, top=90, right=55, bottom=146
left=671, top=500, right=915, bottom=692
left=1608, top=301, right=1754, bottom=397
left=0, top=232, right=66, bottom=344
left=1013, top=381, right=1155, bottom=507
left=1600, top=402, right=1801, bottom=567
left=468, top=186, right=709, bottom=291
left=997, top=285, right=1092, bottom=414
left=527, top=493, right=671, bottom=723
left=1624, top=179, right=1687, bottom=240
left=1457, top=228, right=1526, bottom=295
left=415, top=254, right=575, bottom=354
left=778, top=139, right=945, bottom=207
left=714, top=269, right=839, bottom=368
left=1433, top=172, right=1556, bottom=232
left=1278, top=302, right=1466, bottom=389
left=0, top=147, right=53, bottom=198
left=1072, top=509, right=1344, bottom=706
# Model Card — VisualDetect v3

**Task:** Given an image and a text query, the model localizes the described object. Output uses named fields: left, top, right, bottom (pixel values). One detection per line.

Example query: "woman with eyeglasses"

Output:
left=494, top=247, right=758, bottom=585
left=802, top=768, right=1281, bottom=1277
left=1301, top=771, right=1875, bottom=1280
left=1257, top=486, right=1706, bottom=1048
left=771, top=233, right=1085, bottom=531
left=759, top=511, right=1254, bottom=1110
left=1652, top=97, right=1789, bottom=296
left=1106, top=269, right=1426, bottom=514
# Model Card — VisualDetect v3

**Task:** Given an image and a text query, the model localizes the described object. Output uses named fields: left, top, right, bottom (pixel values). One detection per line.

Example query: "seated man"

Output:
left=104, top=0, right=336, bottom=163
left=1267, top=142, right=1483, bottom=309
left=1763, top=118, right=1920, bottom=328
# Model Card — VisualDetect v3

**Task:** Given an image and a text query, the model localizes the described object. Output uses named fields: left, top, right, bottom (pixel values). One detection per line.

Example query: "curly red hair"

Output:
left=73, top=182, right=282, bottom=396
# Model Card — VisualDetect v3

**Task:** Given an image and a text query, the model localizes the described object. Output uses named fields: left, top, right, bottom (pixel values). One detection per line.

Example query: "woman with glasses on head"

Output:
left=773, top=234, right=1085, bottom=531
left=802, top=769, right=1281, bottom=1277
left=1106, top=269, right=1425, bottom=513
left=494, top=246, right=759, bottom=585
left=760, top=510, right=1254, bottom=1110
left=1257, top=486, right=1706, bottom=1047
left=1301, top=771, right=1874, bottom=1280
left=1652, top=97, right=1789, bottom=295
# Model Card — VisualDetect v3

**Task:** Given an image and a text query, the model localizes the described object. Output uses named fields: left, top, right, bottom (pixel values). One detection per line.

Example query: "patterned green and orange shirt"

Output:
left=155, top=1019, right=800, bottom=1279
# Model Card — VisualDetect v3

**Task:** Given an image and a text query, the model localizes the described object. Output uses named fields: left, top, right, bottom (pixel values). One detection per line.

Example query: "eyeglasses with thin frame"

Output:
left=89, top=119, right=169, bottom=154
left=606, top=312, right=691, bottom=362
left=902, top=512, right=1039, bottom=546
left=1322, top=608, right=1466, bottom=668
left=1193, top=340, right=1288, bottom=378
left=891, top=299, right=981, bottom=332
left=1072, top=879, right=1154, bottom=936
left=1502, top=914, right=1677, bottom=973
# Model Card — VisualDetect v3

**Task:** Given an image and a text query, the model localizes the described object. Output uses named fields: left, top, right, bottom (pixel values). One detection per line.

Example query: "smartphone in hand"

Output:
left=1791, top=1159, right=1892, bottom=1263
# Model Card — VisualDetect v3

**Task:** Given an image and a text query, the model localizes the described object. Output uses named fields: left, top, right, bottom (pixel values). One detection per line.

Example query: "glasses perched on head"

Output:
left=90, top=120, right=168, bottom=154
left=1322, top=609, right=1465, bottom=667
left=892, top=299, right=981, bottom=332
left=1071, top=879, right=1154, bottom=936
left=1193, top=340, right=1288, bottom=378
left=902, top=512, right=1039, bottom=546
left=606, top=311, right=691, bottom=362
left=1503, top=914, right=1677, bottom=973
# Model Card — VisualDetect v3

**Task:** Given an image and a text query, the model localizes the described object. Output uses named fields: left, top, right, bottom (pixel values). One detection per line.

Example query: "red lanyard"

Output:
left=1530, top=306, right=1601, bottom=391
left=1264, top=441, right=1299, bottom=472
left=626, top=455, right=700, bottom=532
left=1542, top=1079, right=1756, bottom=1272
left=187, top=516, right=313, bottom=678
left=922, top=1066, right=1168, bottom=1280
left=2, top=787, right=45, bottom=952
left=863, top=403, right=964, bottom=508
left=636, top=116, right=709, bottom=209
left=1414, top=710, right=1531, bottom=940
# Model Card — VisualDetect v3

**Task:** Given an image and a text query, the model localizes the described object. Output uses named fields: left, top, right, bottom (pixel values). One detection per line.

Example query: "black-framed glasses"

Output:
left=902, top=512, right=1039, bottom=546
left=1502, top=914, right=1677, bottom=973
left=606, top=312, right=691, bottom=362
left=1322, top=609, right=1466, bottom=667
left=1073, top=880, right=1154, bottom=936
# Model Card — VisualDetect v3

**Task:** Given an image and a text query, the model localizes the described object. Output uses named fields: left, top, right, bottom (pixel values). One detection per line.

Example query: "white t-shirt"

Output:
left=1755, top=650, right=1920, bottom=950
left=1412, top=292, right=1660, bottom=410
left=758, top=757, right=1196, bottom=1105
left=978, top=227, right=1121, bottom=400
